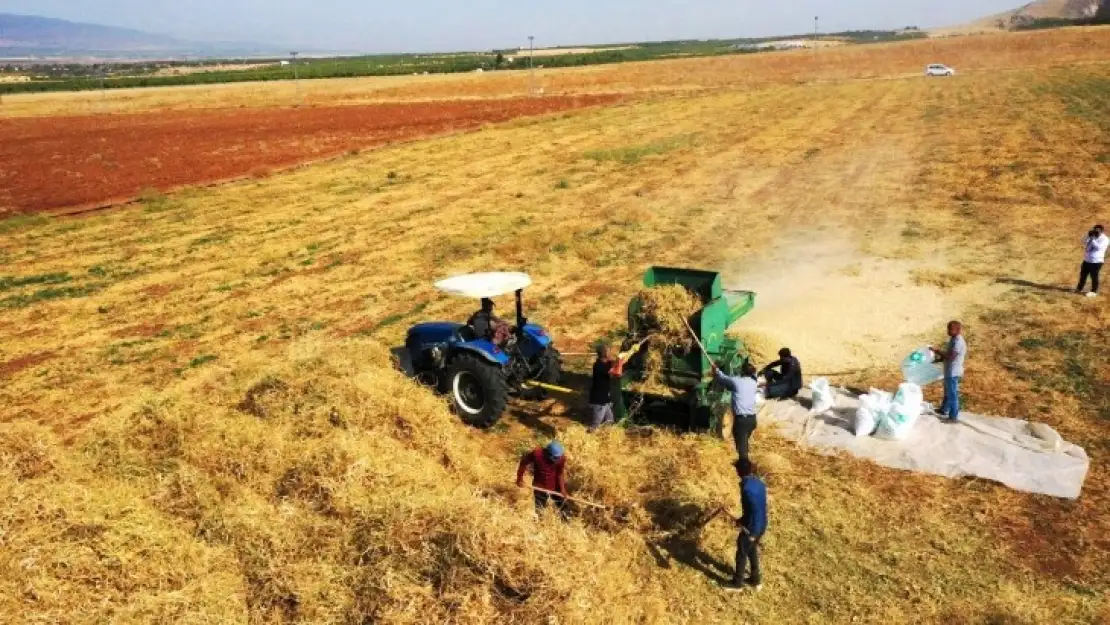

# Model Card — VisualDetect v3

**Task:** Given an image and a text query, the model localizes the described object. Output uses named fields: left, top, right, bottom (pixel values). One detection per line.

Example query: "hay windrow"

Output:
left=2, top=338, right=747, bottom=624
left=0, top=422, right=58, bottom=480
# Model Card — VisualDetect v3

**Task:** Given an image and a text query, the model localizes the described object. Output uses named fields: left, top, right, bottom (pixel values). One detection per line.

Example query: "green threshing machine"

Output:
left=613, top=267, right=756, bottom=434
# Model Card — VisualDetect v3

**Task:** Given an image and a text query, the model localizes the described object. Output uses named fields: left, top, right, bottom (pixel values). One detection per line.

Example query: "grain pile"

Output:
left=730, top=329, right=777, bottom=366
left=629, top=285, right=705, bottom=396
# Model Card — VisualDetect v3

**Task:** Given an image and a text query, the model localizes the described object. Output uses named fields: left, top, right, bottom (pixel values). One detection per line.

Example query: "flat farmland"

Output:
left=3, top=26, right=1109, bottom=119
left=1, top=26, right=1109, bottom=625
left=0, top=95, right=618, bottom=214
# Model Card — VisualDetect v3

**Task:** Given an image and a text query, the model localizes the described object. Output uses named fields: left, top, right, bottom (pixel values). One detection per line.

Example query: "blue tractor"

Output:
left=402, top=272, right=562, bottom=427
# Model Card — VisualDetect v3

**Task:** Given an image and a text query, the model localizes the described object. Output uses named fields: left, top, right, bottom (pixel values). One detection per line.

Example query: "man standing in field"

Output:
left=759, top=348, right=803, bottom=399
left=1077, top=224, right=1107, bottom=298
left=724, top=458, right=768, bottom=592
left=931, top=321, right=967, bottom=422
left=588, top=344, right=616, bottom=432
left=712, top=361, right=760, bottom=461
left=516, top=441, right=568, bottom=516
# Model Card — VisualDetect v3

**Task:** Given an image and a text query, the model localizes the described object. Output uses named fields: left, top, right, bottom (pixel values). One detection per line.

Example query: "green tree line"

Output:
left=0, top=30, right=925, bottom=96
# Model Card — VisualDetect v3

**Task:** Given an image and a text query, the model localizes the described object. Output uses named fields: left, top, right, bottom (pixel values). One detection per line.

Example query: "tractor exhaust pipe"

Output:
left=515, top=288, right=526, bottom=331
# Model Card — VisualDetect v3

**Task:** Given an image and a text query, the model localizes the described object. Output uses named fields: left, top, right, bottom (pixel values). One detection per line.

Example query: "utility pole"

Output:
left=100, top=63, right=109, bottom=103
left=0, top=23, right=4, bottom=106
left=290, top=51, right=300, bottom=105
left=814, top=16, right=819, bottom=53
left=0, top=24, right=5, bottom=106
left=528, top=35, right=535, bottom=95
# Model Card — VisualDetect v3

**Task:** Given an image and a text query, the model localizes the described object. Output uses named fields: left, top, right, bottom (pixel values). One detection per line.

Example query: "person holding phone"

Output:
left=1077, top=225, right=1108, bottom=298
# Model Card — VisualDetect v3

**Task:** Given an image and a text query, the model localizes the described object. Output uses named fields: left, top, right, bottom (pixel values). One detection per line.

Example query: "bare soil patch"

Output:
left=0, top=95, right=619, bottom=214
left=0, top=351, right=55, bottom=379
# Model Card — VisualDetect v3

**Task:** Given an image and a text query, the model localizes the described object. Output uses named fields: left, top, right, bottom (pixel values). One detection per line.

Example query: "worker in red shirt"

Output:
left=516, top=441, right=568, bottom=516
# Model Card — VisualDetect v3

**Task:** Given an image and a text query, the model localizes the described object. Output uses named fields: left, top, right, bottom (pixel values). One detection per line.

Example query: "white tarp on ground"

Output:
left=761, top=389, right=1089, bottom=499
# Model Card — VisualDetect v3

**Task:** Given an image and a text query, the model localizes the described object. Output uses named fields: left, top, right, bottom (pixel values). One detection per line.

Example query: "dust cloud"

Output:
left=723, top=235, right=959, bottom=377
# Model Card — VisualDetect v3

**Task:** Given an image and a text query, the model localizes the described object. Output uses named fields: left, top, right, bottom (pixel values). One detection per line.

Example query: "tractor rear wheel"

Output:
left=537, top=348, right=563, bottom=385
left=519, top=348, right=562, bottom=401
left=448, top=354, right=509, bottom=428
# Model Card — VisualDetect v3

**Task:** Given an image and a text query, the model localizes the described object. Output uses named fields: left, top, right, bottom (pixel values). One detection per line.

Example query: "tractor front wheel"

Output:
left=448, top=354, right=509, bottom=428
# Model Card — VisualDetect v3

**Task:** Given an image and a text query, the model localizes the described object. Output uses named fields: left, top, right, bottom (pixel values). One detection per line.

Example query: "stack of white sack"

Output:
left=855, top=383, right=924, bottom=440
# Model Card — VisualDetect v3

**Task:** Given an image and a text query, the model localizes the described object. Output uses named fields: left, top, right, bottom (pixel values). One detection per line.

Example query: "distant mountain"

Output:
left=0, top=13, right=274, bottom=58
left=0, top=13, right=186, bottom=52
left=949, top=0, right=1108, bottom=33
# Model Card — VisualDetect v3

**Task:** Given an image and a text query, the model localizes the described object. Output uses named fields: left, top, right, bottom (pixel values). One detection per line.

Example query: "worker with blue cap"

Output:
left=516, top=440, right=568, bottom=516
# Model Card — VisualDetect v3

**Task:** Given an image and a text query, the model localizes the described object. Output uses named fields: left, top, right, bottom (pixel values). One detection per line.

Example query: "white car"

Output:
left=925, top=64, right=955, bottom=77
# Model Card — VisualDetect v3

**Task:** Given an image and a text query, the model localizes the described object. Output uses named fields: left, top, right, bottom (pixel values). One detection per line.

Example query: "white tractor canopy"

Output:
left=434, top=272, right=532, bottom=299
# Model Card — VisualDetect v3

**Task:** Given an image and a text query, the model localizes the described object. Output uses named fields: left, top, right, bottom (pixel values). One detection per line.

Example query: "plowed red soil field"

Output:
left=0, top=95, right=619, bottom=215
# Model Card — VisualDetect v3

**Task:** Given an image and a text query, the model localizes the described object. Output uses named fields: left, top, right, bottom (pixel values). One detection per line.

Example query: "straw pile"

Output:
left=0, top=338, right=737, bottom=624
left=629, top=284, right=704, bottom=396
left=2, top=335, right=1090, bottom=623
left=636, top=284, right=704, bottom=352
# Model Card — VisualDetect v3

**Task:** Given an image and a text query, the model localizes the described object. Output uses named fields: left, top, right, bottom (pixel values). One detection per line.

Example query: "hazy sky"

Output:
left=0, top=0, right=1023, bottom=52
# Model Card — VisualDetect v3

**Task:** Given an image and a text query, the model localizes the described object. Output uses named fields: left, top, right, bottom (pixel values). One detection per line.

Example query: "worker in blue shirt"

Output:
left=725, top=458, right=768, bottom=592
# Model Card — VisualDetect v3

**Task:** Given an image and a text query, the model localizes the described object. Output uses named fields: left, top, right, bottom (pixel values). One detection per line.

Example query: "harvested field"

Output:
left=0, top=94, right=619, bottom=215
left=2, top=25, right=1110, bottom=625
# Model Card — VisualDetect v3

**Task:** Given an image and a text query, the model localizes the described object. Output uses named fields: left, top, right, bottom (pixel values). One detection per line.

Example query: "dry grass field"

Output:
left=1, top=27, right=1109, bottom=624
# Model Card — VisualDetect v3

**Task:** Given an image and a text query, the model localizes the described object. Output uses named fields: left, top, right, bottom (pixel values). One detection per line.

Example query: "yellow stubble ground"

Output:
left=1, top=36, right=1109, bottom=624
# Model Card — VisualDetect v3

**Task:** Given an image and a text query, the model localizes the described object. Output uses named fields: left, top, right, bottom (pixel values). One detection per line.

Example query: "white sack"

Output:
left=902, top=346, right=944, bottom=387
left=855, top=393, right=881, bottom=437
left=874, top=383, right=923, bottom=441
left=809, top=378, right=836, bottom=414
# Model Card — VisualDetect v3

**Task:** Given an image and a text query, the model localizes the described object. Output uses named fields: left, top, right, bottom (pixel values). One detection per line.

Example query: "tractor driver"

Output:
left=468, top=298, right=511, bottom=345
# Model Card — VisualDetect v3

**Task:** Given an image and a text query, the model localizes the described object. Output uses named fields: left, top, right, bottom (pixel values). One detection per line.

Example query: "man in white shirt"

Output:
left=1077, top=224, right=1108, bottom=298
left=931, top=321, right=967, bottom=422
left=712, top=361, right=760, bottom=460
